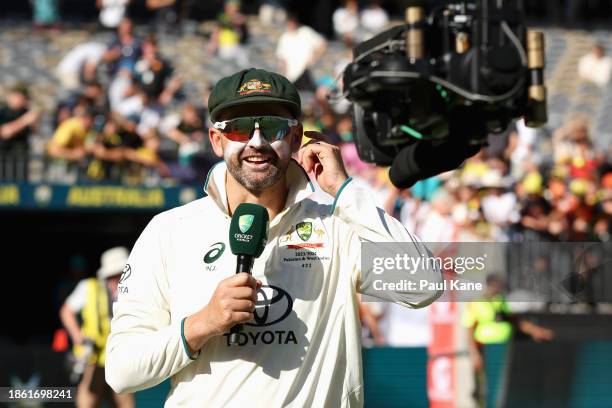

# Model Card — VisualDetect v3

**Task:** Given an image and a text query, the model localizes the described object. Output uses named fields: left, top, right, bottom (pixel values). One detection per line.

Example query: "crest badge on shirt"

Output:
left=279, top=220, right=327, bottom=250
left=296, top=222, right=312, bottom=241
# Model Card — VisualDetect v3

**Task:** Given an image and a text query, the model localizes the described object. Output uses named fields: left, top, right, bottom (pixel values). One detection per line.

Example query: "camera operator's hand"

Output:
left=183, top=273, right=261, bottom=354
left=297, top=131, right=349, bottom=197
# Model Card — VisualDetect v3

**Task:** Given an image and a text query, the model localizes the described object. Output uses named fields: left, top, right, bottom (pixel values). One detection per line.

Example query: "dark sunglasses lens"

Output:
left=222, top=117, right=292, bottom=142
left=223, top=118, right=255, bottom=142
left=259, top=117, right=291, bottom=140
left=224, top=129, right=250, bottom=142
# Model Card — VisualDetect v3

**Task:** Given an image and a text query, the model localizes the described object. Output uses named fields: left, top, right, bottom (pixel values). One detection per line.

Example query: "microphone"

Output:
left=389, top=138, right=481, bottom=188
left=228, top=203, right=269, bottom=345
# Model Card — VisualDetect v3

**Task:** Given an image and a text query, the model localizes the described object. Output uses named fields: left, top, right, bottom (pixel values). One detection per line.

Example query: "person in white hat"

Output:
left=59, top=247, right=134, bottom=408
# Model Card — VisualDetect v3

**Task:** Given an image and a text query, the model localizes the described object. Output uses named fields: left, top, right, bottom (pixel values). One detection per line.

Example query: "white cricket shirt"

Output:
left=105, top=160, right=442, bottom=407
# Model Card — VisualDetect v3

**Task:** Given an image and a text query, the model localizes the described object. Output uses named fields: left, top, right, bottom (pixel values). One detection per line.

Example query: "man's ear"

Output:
left=289, top=123, right=303, bottom=154
left=209, top=128, right=224, bottom=158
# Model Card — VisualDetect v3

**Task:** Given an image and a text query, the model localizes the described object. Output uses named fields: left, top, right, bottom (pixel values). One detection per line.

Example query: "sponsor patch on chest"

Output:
left=278, top=220, right=331, bottom=264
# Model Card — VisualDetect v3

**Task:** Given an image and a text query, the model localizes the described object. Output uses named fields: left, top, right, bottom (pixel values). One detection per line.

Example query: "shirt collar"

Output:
left=203, top=159, right=315, bottom=218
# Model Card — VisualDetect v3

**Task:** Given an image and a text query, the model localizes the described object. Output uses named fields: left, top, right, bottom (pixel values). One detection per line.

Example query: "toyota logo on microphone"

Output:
left=246, top=285, right=293, bottom=327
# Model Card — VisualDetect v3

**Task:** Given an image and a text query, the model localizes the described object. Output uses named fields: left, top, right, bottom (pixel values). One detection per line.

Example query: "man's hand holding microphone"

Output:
left=184, top=203, right=269, bottom=354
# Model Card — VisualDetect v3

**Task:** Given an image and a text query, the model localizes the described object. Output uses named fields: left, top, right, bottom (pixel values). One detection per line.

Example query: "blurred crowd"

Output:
left=0, top=0, right=610, bottom=241
left=0, top=0, right=610, bottom=242
left=42, top=16, right=216, bottom=186
left=348, top=113, right=612, bottom=244
left=1, top=0, right=388, bottom=186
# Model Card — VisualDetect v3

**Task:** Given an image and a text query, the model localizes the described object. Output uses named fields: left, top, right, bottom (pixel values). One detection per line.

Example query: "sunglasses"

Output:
left=213, top=116, right=299, bottom=143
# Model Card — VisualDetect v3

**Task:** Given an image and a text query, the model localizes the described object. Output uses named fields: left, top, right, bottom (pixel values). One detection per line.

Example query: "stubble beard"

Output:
left=225, top=145, right=290, bottom=194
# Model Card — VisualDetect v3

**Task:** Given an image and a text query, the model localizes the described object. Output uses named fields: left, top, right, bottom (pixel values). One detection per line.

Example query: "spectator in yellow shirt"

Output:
left=463, top=274, right=554, bottom=407
left=123, top=131, right=170, bottom=179
left=48, top=110, right=95, bottom=162
left=206, top=0, right=249, bottom=67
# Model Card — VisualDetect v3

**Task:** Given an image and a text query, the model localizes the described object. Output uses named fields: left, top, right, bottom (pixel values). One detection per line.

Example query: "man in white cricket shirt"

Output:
left=105, top=68, right=442, bottom=407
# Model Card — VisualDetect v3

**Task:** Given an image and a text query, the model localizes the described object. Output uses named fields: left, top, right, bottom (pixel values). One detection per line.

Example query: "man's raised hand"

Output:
left=297, top=131, right=349, bottom=197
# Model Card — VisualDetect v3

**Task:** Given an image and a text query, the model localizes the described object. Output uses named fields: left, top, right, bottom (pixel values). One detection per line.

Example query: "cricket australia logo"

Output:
left=279, top=222, right=327, bottom=249
left=296, top=222, right=312, bottom=241
left=239, top=214, right=255, bottom=233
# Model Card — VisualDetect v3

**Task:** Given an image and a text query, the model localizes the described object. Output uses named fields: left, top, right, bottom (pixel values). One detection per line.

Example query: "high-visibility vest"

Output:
left=73, top=278, right=111, bottom=367
left=464, top=296, right=513, bottom=344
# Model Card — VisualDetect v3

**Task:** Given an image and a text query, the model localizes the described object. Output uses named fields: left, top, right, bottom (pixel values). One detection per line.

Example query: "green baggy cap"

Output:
left=208, top=68, right=301, bottom=122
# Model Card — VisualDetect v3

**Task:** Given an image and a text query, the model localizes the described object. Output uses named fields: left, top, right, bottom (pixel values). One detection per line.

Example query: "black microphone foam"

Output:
left=227, top=203, right=269, bottom=345
left=389, top=139, right=482, bottom=188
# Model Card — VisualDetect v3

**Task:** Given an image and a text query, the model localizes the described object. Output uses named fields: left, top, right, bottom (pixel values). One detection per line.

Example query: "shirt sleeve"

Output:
left=105, top=215, right=196, bottom=394
left=334, top=178, right=443, bottom=308
left=65, top=280, right=88, bottom=312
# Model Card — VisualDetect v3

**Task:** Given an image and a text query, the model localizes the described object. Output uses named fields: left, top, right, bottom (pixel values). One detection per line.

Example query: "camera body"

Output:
left=343, top=0, right=546, bottom=167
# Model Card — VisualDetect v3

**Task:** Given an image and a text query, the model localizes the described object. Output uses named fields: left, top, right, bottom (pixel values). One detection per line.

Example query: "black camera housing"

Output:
left=343, top=0, right=546, bottom=167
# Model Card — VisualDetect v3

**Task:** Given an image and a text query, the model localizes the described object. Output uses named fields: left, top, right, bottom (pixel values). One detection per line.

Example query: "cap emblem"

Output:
left=238, top=79, right=272, bottom=95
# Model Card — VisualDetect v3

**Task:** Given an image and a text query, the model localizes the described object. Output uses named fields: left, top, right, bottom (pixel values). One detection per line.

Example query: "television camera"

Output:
left=342, top=0, right=547, bottom=187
